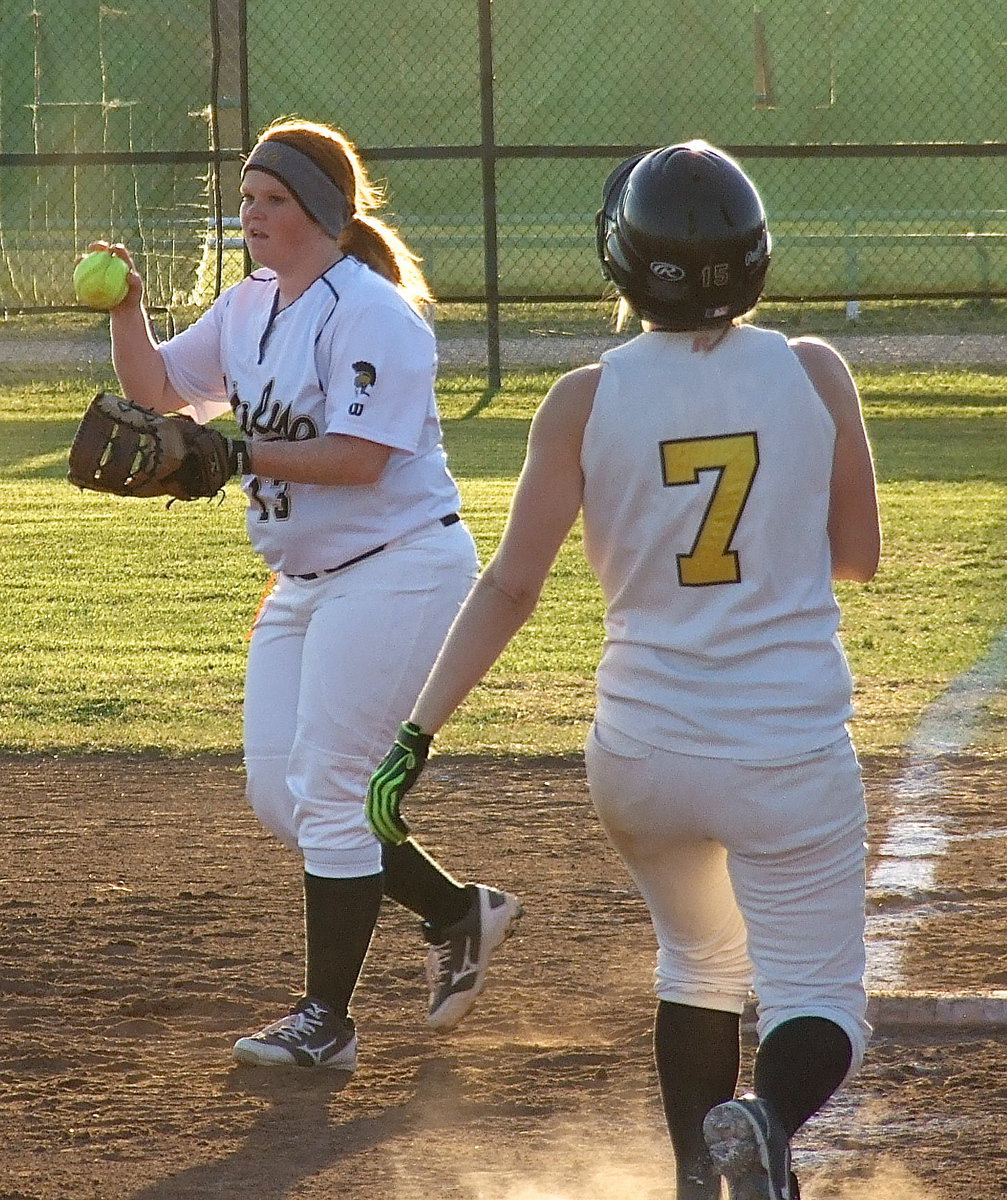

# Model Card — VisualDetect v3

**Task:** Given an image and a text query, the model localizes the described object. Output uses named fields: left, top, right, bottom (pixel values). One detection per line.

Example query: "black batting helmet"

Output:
left=596, top=140, right=771, bottom=329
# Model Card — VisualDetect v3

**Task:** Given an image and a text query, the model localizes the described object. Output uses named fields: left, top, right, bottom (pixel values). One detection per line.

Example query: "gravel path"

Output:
left=4, top=329, right=1007, bottom=367
left=438, top=332, right=1007, bottom=367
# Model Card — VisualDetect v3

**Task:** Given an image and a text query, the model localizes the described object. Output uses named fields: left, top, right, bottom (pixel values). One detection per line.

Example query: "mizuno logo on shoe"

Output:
left=447, top=947, right=480, bottom=991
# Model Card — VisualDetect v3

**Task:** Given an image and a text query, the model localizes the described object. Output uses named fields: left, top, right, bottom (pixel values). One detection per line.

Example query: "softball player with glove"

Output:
left=96, top=116, right=521, bottom=1071
left=368, top=142, right=880, bottom=1199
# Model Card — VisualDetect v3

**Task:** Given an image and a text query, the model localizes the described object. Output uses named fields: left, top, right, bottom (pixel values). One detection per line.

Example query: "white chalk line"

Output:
left=865, top=624, right=1007, bottom=1008
left=790, top=630, right=1007, bottom=1187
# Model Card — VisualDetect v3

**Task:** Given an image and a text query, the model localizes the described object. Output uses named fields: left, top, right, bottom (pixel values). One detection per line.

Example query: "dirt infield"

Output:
left=1, top=752, right=1005, bottom=1200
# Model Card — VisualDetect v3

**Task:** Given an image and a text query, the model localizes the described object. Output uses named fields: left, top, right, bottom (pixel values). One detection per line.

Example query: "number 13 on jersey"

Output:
left=660, top=432, right=760, bottom=586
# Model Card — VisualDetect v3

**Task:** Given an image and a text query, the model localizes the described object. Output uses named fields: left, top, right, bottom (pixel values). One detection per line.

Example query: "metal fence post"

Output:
left=208, top=0, right=225, bottom=298
left=477, top=0, right=501, bottom=390
left=237, top=0, right=251, bottom=280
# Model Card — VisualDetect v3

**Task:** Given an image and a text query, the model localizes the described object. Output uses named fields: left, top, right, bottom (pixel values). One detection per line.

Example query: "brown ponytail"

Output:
left=254, top=116, right=434, bottom=312
left=338, top=213, right=434, bottom=311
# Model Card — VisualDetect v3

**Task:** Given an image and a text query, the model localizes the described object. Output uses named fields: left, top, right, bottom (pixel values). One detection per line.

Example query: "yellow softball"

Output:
left=72, top=250, right=130, bottom=310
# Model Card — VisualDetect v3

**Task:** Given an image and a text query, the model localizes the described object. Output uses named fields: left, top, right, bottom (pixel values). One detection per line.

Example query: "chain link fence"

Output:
left=0, top=0, right=216, bottom=310
left=3, top=1, right=1006, bottom=371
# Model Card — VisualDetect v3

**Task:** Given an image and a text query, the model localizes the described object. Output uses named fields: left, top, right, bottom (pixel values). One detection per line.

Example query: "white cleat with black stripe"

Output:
left=232, top=996, right=357, bottom=1070
left=424, top=884, right=524, bottom=1032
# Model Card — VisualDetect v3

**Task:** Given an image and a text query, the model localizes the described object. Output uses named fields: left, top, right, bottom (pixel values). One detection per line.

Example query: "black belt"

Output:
left=289, top=513, right=460, bottom=580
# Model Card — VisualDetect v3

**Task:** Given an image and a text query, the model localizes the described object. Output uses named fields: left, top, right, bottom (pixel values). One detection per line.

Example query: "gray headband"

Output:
left=242, top=140, right=351, bottom=239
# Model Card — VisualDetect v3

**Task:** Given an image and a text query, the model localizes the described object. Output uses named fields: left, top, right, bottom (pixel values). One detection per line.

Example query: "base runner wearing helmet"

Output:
left=367, top=140, right=881, bottom=1199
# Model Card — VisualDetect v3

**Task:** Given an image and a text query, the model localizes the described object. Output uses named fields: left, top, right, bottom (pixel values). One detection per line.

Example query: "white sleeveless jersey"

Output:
left=581, top=325, right=854, bottom=759
left=160, top=256, right=461, bottom=575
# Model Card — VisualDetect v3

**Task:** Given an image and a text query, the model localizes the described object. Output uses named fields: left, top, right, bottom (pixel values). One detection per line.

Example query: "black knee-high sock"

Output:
left=654, top=1001, right=741, bottom=1200
left=754, top=1016, right=853, bottom=1137
left=302, top=871, right=383, bottom=1021
left=381, top=838, right=470, bottom=928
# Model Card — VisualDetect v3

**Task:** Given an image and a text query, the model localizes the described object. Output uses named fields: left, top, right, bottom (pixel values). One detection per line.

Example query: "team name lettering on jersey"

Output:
left=230, top=378, right=319, bottom=441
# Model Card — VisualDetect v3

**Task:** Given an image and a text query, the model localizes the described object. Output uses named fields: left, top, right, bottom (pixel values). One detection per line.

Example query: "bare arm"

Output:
left=244, top=433, right=391, bottom=486
left=790, top=336, right=881, bottom=582
left=86, top=242, right=189, bottom=414
left=109, top=304, right=186, bottom=414
left=409, top=364, right=598, bottom=734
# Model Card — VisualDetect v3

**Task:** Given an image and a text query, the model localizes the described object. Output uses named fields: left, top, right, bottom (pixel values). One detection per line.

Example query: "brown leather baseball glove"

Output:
left=67, top=392, right=246, bottom=501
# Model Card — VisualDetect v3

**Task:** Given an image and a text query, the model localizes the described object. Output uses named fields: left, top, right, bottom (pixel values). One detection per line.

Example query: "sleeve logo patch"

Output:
left=352, top=360, right=376, bottom=397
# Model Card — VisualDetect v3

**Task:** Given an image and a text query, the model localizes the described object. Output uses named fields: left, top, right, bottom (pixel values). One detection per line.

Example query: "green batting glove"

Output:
left=366, top=721, right=433, bottom=845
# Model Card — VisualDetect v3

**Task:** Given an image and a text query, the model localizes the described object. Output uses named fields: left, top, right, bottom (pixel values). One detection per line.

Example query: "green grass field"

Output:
left=2, top=360, right=1006, bottom=757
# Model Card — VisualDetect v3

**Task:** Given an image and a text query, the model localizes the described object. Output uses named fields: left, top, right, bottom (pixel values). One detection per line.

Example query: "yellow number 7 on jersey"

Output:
left=660, top=432, right=760, bottom=586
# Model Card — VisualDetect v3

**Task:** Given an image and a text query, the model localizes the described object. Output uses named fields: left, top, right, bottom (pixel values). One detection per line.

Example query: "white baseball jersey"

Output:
left=160, top=256, right=461, bottom=576
left=581, top=325, right=854, bottom=759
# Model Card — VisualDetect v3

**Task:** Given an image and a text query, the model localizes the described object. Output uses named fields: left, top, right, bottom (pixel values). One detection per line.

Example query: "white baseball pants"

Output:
left=585, top=721, right=870, bottom=1073
left=243, top=521, right=478, bottom=878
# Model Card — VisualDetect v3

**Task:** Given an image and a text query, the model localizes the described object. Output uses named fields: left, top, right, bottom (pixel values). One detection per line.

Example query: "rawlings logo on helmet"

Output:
left=650, top=261, right=686, bottom=282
